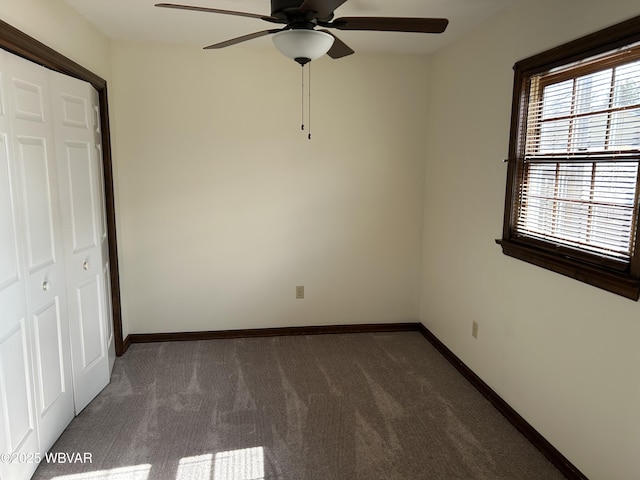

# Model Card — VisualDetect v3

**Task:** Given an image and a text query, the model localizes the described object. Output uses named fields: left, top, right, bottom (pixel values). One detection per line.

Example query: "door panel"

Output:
left=0, top=49, right=40, bottom=480
left=72, top=275, right=110, bottom=410
left=50, top=70, right=110, bottom=412
left=94, top=135, right=115, bottom=370
left=96, top=134, right=107, bottom=241
left=65, top=140, right=98, bottom=253
left=32, top=298, right=66, bottom=413
left=0, top=292, right=40, bottom=480
left=78, top=276, right=105, bottom=370
left=12, top=78, right=45, bottom=123
left=0, top=321, right=35, bottom=452
left=16, top=136, right=56, bottom=272
left=7, top=52, right=74, bottom=453
left=0, top=132, right=19, bottom=290
left=61, top=93, right=89, bottom=129
left=93, top=96, right=116, bottom=371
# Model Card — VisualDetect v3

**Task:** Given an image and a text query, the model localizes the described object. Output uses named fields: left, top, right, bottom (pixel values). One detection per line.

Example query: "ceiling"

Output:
left=63, top=0, right=528, bottom=56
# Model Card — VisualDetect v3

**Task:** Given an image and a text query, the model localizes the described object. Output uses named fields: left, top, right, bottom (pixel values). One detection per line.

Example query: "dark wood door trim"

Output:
left=0, top=18, right=125, bottom=356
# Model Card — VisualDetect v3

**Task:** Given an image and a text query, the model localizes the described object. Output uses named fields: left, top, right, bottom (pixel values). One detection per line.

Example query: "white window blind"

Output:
left=516, top=47, right=640, bottom=264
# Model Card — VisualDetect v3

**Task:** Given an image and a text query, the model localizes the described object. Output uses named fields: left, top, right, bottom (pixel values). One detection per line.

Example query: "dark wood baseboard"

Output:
left=122, top=333, right=132, bottom=353
left=122, top=321, right=586, bottom=480
left=124, top=322, right=422, bottom=346
left=416, top=324, right=587, bottom=480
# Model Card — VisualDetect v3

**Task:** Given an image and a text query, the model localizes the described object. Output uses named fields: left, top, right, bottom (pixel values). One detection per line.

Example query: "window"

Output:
left=498, top=16, right=640, bottom=300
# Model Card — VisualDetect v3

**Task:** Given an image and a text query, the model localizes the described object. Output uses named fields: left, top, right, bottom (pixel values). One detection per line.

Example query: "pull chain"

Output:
left=299, top=62, right=313, bottom=140
left=308, top=61, right=312, bottom=140
left=301, top=64, right=305, bottom=132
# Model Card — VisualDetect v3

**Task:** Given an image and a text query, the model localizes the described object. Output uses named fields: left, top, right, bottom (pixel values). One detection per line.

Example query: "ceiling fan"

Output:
left=155, top=0, right=449, bottom=65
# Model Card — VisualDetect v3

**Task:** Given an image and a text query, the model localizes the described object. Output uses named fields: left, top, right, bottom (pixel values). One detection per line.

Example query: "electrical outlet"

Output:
left=296, top=286, right=304, bottom=299
left=472, top=321, right=479, bottom=339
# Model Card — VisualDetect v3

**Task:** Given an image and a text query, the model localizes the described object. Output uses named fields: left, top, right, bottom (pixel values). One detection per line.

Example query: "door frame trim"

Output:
left=0, top=18, right=124, bottom=356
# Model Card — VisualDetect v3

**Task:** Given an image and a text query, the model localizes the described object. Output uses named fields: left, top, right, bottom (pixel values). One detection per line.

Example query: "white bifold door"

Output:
left=49, top=69, right=115, bottom=412
left=0, top=50, right=114, bottom=480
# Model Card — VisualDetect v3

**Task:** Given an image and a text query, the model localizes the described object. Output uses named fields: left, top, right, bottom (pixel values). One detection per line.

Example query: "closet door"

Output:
left=6, top=51, right=76, bottom=454
left=0, top=50, right=41, bottom=480
left=92, top=87, right=117, bottom=374
left=50, top=71, right=111, bottom=413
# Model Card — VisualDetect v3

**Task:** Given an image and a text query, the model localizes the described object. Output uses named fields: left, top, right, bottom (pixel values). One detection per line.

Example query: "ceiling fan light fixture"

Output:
left=272, top=29, right=334, bottom=65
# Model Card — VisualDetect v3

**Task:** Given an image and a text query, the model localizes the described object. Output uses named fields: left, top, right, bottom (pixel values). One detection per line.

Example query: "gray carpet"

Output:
left=33, top=331, right=566, bottom=479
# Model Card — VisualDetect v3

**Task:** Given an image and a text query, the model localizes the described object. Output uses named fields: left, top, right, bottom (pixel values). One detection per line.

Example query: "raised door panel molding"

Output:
left=0, top=318, right=39, bottom=480
left=77, top=275, right=106, bottom=371
left=0, top=133, right=20, bottom=291
left=0, top=322, right=35, bottom=452
left=61, top=93, right=89, bottom=129
left=32, top=298, right=66, bottom=413
left=31, top=295, right=73, bottom=451
left=0, top=57, right=21, bottom=293
left=15, top=136, right=56, bottom=272
left=64, top=140, right=99, bottom=253
left=12, top=78, right=45, bottom=123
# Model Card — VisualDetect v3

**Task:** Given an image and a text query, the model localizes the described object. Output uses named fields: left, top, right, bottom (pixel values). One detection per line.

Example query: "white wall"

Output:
left=420, top=1, right=640, bottom=478
left=0, top=0, right=110, bottom=80
left=111, top=42, right=428, bottom=335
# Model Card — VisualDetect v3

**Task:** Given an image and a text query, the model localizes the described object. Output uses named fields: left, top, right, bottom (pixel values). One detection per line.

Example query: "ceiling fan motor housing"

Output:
left=271, top=0, right=304, bottom=18
left=271, top=0, right=334, bottom=22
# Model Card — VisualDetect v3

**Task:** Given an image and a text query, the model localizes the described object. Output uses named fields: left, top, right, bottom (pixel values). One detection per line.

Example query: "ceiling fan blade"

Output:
left=299, top=0, right=348, bottom=19
left=328, top=17, right=449, bottom=33
left=203, top=29, right=283, bottom=49
left=155, top=3, right=282, bottom=23
left=319, top=30, right=354, bottom=59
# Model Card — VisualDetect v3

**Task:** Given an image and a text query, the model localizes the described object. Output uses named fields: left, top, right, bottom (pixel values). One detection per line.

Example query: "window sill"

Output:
left=496, top=238, right=640, bottom=300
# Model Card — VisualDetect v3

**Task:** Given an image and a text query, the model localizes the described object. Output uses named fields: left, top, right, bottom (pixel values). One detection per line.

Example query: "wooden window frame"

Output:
left=497, top=15, right=640, bottom=300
